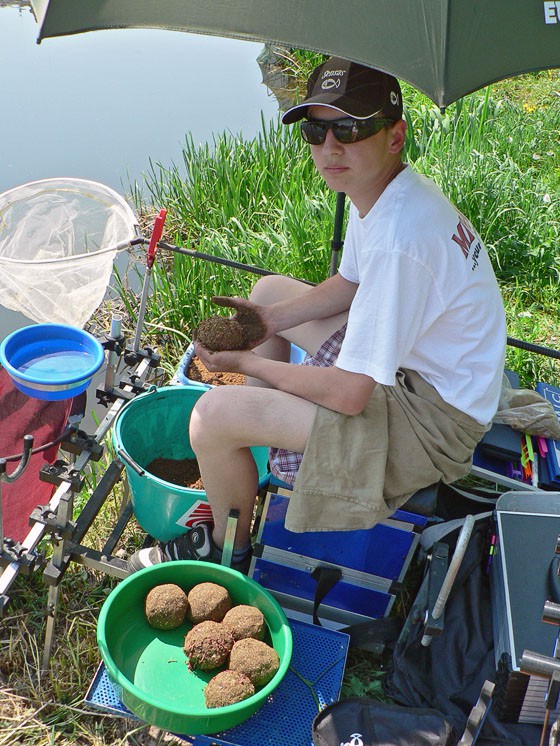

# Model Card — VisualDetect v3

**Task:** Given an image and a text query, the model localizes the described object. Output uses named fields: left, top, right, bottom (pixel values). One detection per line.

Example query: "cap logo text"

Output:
left=322, top=78, right=341, bottom=91
left=322, top=69, right=346, bottom=78
left=390, top=91, right=400, bottom=106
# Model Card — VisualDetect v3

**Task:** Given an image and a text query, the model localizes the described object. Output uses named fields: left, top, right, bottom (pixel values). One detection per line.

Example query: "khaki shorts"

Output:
left=284, top=368, right=488, bottom=533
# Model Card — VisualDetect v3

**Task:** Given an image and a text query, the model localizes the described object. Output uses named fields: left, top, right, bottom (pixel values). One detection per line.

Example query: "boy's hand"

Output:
left=211, top=296, right=269, bottom=348
left=194, top=342, right=251, bottom=374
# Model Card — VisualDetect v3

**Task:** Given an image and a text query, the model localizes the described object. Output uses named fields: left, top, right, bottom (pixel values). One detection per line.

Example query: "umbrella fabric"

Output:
left=30, top=0, right=560, bottom=107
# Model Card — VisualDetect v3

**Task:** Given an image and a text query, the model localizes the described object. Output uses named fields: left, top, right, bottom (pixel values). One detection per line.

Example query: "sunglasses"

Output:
left=300, top=116, right=394, bottom=145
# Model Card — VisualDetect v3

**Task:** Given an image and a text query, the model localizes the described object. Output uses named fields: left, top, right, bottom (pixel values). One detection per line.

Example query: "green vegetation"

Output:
left=125, top=118, right=335, bottom=368
left=1, top=65, right=559, bottom=745
left=125, top=69, right=560, bottom=386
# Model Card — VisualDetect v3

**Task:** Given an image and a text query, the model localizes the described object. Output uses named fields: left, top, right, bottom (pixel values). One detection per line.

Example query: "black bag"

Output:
left=383, top=516, right=542, bottom=745
left=312, top=698, right=456, bottom=746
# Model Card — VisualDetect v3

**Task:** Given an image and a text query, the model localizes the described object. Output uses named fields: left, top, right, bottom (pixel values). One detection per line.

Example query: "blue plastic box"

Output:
left=258, top=489, right=418, bottom=581
left=250, top=484, right=421, bottom=629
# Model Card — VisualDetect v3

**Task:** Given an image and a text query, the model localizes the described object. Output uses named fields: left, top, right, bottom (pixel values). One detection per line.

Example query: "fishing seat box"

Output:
left=250, top=477, right=433, bottom=632
left=490, top=491, right=560, bottom=724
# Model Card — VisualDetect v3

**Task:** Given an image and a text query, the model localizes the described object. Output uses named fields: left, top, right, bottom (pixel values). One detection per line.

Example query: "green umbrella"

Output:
left=30, top=0, right=560, bottom=107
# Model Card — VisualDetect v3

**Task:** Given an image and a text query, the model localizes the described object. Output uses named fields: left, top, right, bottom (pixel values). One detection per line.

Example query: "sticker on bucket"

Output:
left=176, top=500, right=214, bottom=529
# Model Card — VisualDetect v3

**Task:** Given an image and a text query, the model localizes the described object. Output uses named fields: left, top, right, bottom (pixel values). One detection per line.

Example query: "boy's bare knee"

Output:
left=249, top=275, right=309, bottom=306
left=190, top=388, right=225, bottom=447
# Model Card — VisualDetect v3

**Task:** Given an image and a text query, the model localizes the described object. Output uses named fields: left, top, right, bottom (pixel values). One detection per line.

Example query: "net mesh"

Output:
left=0, top=178, right=139, bottom=327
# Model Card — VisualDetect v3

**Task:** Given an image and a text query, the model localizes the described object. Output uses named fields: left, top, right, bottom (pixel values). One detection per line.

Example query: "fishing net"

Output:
left=0, top=178, right=140, bottom=327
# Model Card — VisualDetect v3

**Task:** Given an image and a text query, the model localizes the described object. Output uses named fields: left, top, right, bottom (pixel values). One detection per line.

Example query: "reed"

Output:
left=128, top=76, right=559, bottom=385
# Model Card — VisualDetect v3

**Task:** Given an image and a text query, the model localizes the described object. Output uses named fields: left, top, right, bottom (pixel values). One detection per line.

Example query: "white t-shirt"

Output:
left=337, top=166, right=506, bottom=425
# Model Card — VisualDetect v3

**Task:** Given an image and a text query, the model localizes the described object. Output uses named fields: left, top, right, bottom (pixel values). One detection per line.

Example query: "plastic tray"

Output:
left=86, top=618, right=349, bottom=746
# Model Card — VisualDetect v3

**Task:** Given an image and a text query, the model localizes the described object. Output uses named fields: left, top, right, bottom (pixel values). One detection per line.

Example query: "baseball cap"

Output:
left=282, top=57, right=402, bottom=124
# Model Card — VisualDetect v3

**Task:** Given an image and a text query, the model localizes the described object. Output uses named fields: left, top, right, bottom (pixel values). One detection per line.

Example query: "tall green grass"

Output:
left=404, top=89, right=560, bottom=288
left=127, top=117, right=338, bottom=362
left=128, top=81, right=560, bottom=382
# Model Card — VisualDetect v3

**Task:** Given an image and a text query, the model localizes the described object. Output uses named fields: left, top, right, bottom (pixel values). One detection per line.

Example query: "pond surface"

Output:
left=1, top=3, right=278, bottom=196
left=0, top=2, right=280, bottom=338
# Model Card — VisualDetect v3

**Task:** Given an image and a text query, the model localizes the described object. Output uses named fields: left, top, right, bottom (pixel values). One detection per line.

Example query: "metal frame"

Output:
left=0, top=327, right=163, bottom=667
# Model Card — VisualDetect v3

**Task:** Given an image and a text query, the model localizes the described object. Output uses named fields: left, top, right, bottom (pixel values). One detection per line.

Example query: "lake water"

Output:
left=0, top=2, right=280, bottom=338
left=0, top=2, right=283, bottom=431
left=1, top=4, right=278, bottom=195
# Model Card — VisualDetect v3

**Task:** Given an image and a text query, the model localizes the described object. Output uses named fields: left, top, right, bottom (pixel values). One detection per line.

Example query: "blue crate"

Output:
left=390, top=506, right=430, bottom=527
left=85, top=618, right=349, bottom=746
left=253, top=556, right=393, bottom=618
left=260, top=490, right=416, bottom=582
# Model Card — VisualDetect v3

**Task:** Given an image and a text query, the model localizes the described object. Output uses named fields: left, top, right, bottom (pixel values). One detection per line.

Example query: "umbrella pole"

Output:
left=132, top=209, right=167, bottom=353
left=329, top=192, right=346, bottom=277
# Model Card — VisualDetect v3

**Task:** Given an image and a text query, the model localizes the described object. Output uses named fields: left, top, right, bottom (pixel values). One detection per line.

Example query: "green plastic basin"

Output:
left=97, top=561, right=292, bottom=735
left=112, top=385, right=270, bottom=541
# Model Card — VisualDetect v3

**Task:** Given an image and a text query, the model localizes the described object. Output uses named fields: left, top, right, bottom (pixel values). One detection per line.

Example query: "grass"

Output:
left=125, top=68, right=559, bottom=376
left=1, top=61, right=560, bottom=744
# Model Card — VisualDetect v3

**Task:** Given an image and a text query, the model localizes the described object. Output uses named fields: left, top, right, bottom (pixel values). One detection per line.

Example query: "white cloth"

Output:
left=337, top=166, right=506, bottom=425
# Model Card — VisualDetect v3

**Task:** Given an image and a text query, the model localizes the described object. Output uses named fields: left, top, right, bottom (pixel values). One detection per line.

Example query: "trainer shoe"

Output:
left=127, top=522, right=252, bottom=575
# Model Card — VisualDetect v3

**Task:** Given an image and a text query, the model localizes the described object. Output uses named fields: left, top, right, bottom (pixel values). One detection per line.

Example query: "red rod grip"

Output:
left=147, top=208, right=167, bottom=269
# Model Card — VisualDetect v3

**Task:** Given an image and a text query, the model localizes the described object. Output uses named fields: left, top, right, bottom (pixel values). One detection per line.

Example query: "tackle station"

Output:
left=1, top=176, right=560, bottom=746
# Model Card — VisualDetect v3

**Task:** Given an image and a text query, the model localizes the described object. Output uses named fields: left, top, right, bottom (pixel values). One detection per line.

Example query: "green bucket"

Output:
left=97, top=561, right=292, bottom=734
left=112, top=386, right=270, bottom=542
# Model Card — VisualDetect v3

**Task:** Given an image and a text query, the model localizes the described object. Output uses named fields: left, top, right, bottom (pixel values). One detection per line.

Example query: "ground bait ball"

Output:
left=229, top=637, right=280, bottom=687
left=196, top=316, right=246, bottom=351
left=222, top=604, right=265, bottom=641
left=204, top=669, right=255, bottom=708
left=183, top=620, right=235, bottom=671
left=187, top=582, right=233, bottom=623
left=144, top=583, right=189, bottom=630
left=196, top=301, right=267, bottom=351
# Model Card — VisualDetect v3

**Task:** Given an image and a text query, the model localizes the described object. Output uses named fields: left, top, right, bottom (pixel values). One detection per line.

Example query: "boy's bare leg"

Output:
left=189, top=384, right=316, bottom=548
left=246, top=275, right=348, bottom=387
left=190, top=274, right=348, bottom=549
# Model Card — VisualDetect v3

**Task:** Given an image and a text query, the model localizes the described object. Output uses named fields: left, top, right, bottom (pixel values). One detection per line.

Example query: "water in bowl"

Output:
left=16, top=347, right=93, bottom=380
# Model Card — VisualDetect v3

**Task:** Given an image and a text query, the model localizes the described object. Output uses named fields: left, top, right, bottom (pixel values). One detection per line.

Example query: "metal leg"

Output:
left=458, top=680, right=495, bottom=746
left=42, top=489, right=74, bottom=669
left=221, top=509, right=240, bottom=568
left=42, top=583, right=60, bottom=670
left=550, top=717, right=560, bottom=746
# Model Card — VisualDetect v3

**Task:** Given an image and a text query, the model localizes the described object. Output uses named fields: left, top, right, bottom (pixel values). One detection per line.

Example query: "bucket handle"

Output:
left=117, top=448, right=145, bottom=476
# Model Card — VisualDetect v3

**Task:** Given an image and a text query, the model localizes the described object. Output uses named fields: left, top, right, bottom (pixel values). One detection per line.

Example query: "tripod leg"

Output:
left=42, top=583, right=60, bottom=670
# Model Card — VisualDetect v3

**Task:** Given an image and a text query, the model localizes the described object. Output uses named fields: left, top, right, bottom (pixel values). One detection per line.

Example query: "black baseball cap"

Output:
left=282, top=57, right=402, bottom=124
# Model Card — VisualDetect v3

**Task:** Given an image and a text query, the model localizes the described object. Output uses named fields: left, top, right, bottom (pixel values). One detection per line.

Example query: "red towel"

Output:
left=0, top=369, right=73, bottom=543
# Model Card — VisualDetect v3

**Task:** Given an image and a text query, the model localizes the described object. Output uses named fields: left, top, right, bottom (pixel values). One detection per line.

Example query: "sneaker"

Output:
left=127, top=522, right=252, bottom=574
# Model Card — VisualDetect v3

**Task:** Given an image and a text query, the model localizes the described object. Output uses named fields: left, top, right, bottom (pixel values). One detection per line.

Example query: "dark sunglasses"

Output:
left=300, top=116, right=394, bottom=145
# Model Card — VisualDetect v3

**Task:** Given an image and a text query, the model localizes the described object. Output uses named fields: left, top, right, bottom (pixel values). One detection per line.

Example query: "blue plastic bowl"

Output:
left=174, top=342, right=308, bottom=386
left=0, top=323, right=104, bottom=401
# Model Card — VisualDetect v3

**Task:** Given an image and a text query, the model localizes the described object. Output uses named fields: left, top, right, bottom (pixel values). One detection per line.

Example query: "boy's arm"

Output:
left=211, top=273, right=357, bottom=348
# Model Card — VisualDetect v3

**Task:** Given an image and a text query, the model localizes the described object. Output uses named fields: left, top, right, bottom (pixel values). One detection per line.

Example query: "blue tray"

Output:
left=85, top=618, right=349, bottom=746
